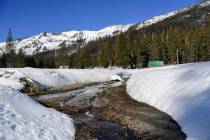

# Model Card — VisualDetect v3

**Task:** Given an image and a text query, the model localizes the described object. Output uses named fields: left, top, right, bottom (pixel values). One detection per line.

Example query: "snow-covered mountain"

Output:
left=1, top=0, right=210, bottom=55
left=0, top=25, right=132, bottom=55
left=136, top=0, right=210, bottom=29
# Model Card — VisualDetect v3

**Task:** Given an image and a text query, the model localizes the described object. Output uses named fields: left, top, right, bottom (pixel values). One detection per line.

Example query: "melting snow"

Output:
left=0, top=86, right=75, bottom=140
left=127, top=62, right=210, bottom=140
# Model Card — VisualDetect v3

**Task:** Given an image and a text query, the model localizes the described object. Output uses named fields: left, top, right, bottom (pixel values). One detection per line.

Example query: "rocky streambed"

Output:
left=31, top=81, right=186, bottom=140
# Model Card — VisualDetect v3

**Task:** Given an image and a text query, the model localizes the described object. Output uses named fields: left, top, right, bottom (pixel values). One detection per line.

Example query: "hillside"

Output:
left=139, top=0, right=210, bottom=31
left=69, top=0, right=210, bottom=68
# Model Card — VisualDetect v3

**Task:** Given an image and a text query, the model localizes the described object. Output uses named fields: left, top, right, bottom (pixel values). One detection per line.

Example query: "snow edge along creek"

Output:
left=127, top=62, right=210, bottom=140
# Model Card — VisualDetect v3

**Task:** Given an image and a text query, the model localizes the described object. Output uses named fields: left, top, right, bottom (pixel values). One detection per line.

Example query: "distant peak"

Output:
left=200, top=0, right=210, bottom=6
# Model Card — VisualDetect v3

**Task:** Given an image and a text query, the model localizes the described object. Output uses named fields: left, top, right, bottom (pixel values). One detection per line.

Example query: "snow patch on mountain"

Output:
left=200, top=0, right=210, bottom=7
left=0, top=24, right=132, bottom=55
left=136, top=0, right=210, bottom=29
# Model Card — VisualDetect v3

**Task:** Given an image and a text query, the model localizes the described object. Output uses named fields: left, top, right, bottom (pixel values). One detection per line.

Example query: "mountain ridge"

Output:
left=1, top=0, right=210, bottom=55
left=0, top=24, right=132, bottom=55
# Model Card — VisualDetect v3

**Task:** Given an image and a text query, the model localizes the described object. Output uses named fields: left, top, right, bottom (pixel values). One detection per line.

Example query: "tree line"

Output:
left=0, top=28, right=41, bottom=68
left=69, top=22, right=210, bottom=68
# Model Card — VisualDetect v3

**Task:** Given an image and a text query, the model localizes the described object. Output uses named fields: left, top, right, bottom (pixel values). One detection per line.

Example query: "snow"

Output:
left=127, top=62, right=210, bottom=140
left=137, top=0, right=210, bottom=30
left=18, top=68, right=124, bottom=88
left=0, top=67, right=132, bottom=140
left=38, top=81, right=123, bottom=100
left=137, top=11, right=177, bottom=29
left=200, top=0, right=210, bottom=7
left=0, top=70, right=27, bottom=90
left=37, top=81, right=123, bottom=110
left=0, top=67, right=129, bottom=89
left=1, top=1, right=210, bottom=56
left=0, top=24, right=132, bottom=55
left=0, top=86, right=75, bottom=140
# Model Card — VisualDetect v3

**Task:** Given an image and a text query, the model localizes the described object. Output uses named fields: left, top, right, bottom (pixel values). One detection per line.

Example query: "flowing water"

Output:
left=33, top=81, right=139, bottom=140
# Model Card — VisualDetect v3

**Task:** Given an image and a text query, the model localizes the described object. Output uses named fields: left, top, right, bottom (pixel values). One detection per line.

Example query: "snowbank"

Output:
left=127, top=62, right=210, bottom=140
left=0, top=86, right=75, bottom=140
left=0, top=67, right=134, bottom=90
left=0, top=70, right=26, bottom=90
left=18, top=68, right=125, bottom=88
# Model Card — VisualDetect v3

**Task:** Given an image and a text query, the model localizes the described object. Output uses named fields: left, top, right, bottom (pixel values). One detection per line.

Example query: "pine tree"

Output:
left=98, top=42, right=110, bottom=67
left=126, top=27, right=138, bottom=68
left=56, top=42, right=69, bottom=67
left=6, top=28, right=15, bottom=68
left=0, top=53, right=7, bottom=67
left=25, top=56, right=37, bottom=67
left=16, top=48, right=26, bottom=67
left=114, top=33, right=129, bottom=67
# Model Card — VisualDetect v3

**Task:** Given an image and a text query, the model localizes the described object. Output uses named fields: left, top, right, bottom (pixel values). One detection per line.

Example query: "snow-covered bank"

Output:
left=0, top=68, right=133, bottom=89
left=0, top=86, right=75, bottom=140
left=127, top=62, right=210, bottom=140
left=19, top=68, right=125, bottom=88
left=0, top=68, right=134, bottom=140
left=0, top=70, right=26, bottom=90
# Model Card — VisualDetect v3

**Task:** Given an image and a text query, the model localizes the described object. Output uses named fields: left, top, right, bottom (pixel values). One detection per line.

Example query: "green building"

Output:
left=148, top=61, right=164, bottom=67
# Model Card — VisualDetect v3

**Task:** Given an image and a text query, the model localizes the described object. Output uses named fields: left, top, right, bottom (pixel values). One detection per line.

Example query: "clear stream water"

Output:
left=35, top=81, right=139, bottom=140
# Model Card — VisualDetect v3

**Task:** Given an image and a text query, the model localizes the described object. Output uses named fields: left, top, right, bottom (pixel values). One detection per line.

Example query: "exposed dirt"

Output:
left=91, top=85, right=186, bottom=140
left=72, top=113, right=138, bottom=140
